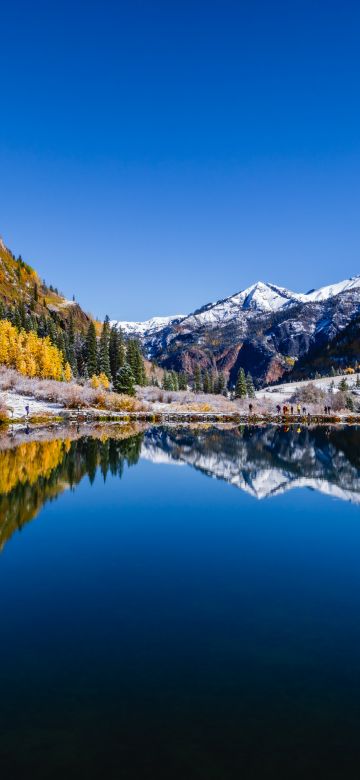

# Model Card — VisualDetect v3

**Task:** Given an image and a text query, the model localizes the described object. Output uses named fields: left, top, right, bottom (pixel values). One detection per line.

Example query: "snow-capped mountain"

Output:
left=113, top=275, right=360, bottom=385
left=110, top=314, right=185, bottom=338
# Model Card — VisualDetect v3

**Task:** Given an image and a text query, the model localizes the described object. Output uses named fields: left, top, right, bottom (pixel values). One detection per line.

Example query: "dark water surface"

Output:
left=1, top=425, right=360, bottom=779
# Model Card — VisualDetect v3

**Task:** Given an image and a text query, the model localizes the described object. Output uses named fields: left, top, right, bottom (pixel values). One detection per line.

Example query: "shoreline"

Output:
left=2, top=408, right=360, bottom=426
left=0, top=414, right=359, bottom=452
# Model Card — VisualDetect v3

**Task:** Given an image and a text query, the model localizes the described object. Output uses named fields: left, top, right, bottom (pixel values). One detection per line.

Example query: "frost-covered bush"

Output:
left=0, top=367, right=146, bottom=412
left=290, top=383, right=326, bottom=404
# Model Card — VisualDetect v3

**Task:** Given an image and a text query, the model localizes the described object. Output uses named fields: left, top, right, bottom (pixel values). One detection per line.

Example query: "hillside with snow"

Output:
left=113, top=275, right=360, bottom=386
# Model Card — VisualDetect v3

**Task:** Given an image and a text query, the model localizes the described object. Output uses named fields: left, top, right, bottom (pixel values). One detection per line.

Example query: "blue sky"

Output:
left=1, top=0, right=360, bottom=320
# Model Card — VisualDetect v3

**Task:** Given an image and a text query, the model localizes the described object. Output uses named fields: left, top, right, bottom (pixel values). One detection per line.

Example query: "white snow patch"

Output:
left=111, top=314, right=186, bottom=337
left=2, top=391, right=63, bottom=418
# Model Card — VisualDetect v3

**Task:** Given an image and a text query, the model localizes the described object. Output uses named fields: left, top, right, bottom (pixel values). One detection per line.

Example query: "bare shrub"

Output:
left=65, top=386, right=90, bottom=409
left=290, top=383, right=325, bottom=404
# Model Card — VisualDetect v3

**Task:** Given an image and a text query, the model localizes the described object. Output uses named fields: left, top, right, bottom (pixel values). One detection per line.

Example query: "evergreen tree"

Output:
left=246, top=372, right=255, bottom=398
left=178, top=372, right=187, bottom=391
left=75, top=333, right=86, bottom=375
left=67, top=317, right=77, bottom=376
left=13, top=305, right=22, bottom=330
left=346, top=395, right=354, bottom=411
left=85, top=321, right=98, bottom=377
left=215, top=372, right=226, bottom=395
left=331, top=366, right=336, bottom=377
left=162, top=371, right=172, bottom=390
left=56, top=329, right=66, bottom=362
left=193, top=365, right=202, bottom=393
left=339, top=377, right=348, bottom=392
left=235, top=367, right=247, bottom=398
left=47, top=317, right=57, bottom=345
left=109, top=325, right=125, bottom=384
left=115, top=362, right=135, bottom=396
left=37, top=313, right=47, bottom=338
left=126, top=339, right=146, bottom=385
left=98, top=315, right=111, bottom=379
left=203, top=371, right=210, bottom=394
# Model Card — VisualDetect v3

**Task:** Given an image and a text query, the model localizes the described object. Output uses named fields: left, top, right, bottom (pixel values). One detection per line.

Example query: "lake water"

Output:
left=1, top=424, right=360, bottom=778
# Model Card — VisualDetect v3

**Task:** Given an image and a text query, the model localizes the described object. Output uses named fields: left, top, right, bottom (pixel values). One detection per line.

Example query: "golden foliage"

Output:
left=0, top=319, right=70, bottom=381
left=90, top=372, right=110, bottom=389
left=188, top=402, right=213, bottom=412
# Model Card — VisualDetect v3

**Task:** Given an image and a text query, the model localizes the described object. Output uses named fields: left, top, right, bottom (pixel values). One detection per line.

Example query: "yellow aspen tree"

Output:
left=63, top=362, right=72, bottom=382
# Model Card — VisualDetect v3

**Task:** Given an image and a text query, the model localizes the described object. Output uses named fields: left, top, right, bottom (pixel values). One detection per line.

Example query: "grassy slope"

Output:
left=0, top=236, right=91, bottom=332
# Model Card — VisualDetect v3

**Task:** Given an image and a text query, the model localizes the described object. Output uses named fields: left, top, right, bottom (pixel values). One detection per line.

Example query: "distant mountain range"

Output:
left=1, top=234, right=359, bottom=387
left=113, top=277, right=360, bottom=385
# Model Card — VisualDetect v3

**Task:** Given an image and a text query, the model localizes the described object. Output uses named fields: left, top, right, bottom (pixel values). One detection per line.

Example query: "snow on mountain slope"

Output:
left=182, top=282, right=301, bottom=328
left=300, top=276, right=360, bottom=303
left=110, top=314, right=185, bottom=337
left=113, top=276, right=360, bottom=337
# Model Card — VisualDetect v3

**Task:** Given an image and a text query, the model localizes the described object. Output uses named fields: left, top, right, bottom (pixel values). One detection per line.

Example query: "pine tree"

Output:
left=126, top=339, right=146, bottom=385
left=178, top=372, right=187, bottom=391
left=235, top=367, right=247, bottom=398
left=13, top=305, right=22, bottom=330
left=356, top=373, right=360, bottom=388
left=346, top=395, right=354, bottom=411
left=171, top=371, right=179, bottom=391
left=98, top=315, right=111, bottom=379
left=246, top=372, right=255, bottom=398
left=109, top=325, right=125, bottom=384
left=115, top=362, right=135, bottom=395
left=193, top=365, right=202, bottom=393
left=162, top=371, right=172, bottom=390
left=339, top=377, right=348, bottom=392
left=85, top=321, right=98, bottom=377
left=203, top=371, right=210, bottom=394
left=216, top=372, right=226, bottom=395
left=135, top=344, right=147, bottom=385
left=67, top=317, right=77, bottom=376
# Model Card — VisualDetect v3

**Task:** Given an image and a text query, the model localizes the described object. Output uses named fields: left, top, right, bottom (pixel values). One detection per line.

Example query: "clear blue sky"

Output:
left=1, top=0, right=360, bottom=320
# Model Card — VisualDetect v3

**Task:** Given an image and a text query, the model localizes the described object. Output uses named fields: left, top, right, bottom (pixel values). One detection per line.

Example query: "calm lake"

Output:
left=1, top=424, right=360, bottom=779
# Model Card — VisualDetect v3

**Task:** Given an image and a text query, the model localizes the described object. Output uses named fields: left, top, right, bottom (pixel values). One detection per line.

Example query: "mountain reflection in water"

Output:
left=1, top=425, right=359, bottom=550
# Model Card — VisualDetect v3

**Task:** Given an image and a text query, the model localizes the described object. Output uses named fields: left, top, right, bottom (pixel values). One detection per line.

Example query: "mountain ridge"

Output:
left=113, top=274, right=360, bottom=385
left=114, top=275, right=360, bottom=332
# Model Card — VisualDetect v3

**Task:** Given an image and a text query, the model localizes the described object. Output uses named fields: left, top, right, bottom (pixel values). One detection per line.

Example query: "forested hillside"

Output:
left=0, top=237, right=147, bottom=392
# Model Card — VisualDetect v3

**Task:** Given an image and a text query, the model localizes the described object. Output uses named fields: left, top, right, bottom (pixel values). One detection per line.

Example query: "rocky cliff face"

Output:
left=113, top=277, right=360, bottom=386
